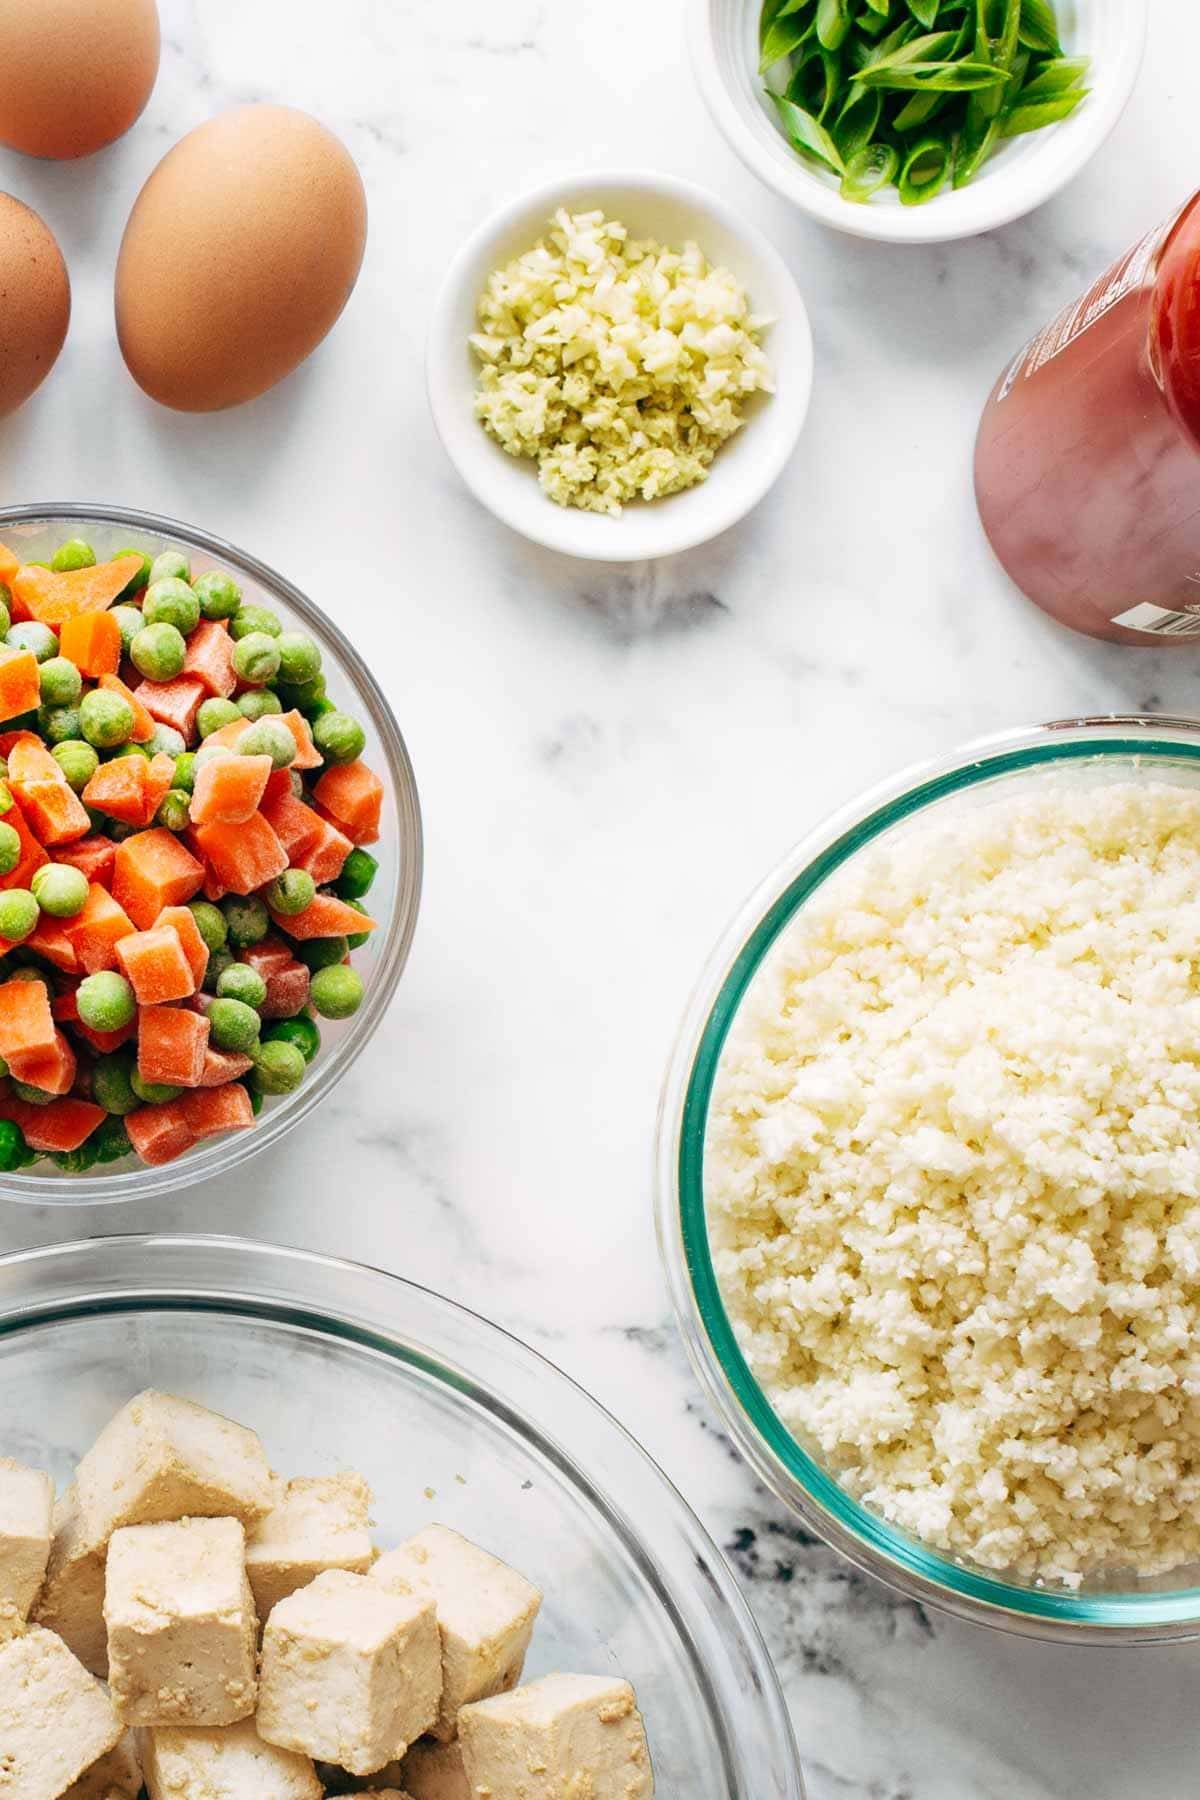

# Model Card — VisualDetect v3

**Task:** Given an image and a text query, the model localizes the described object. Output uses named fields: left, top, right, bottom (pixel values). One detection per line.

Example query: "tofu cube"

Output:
left=0, top=1626, right=123, bottom=1800
left=459, top=1675, right=654, bottom=1800
left=31, top=1483, right=109, bottom=1677
left=400, top=1738, right=470, bottom=1800
left=139, top=1718, right=323, bottom=1800
left=62, top=1731, right=142, bottom=1800
left=371, top=1526, right=541, bottom=1739
left=0, top=1455, right=53, bottom=1641
left=76, top=1390, right=278, bottom=1542
left=105, top=1517, right=258, bottom=1726
left=257, top=1569, right=441, bottom=1777
left=245, top=1472, right=373, bottom=1618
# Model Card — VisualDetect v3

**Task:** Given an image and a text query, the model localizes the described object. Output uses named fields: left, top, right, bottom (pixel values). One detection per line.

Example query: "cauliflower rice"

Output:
left=707, top=779, right=1200, bottom=1585
left=470, top=209, right=773, bottom=515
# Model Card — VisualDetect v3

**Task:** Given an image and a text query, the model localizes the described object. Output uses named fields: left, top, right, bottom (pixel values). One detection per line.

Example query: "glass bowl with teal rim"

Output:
left=0, top=1234, right=805, bottom=1796
left=657, top=716, right=1200, bottom=1643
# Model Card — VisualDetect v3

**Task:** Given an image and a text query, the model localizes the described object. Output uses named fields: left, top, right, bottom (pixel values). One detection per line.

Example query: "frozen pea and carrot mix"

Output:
left=0, top=537, right=385, bottom=1173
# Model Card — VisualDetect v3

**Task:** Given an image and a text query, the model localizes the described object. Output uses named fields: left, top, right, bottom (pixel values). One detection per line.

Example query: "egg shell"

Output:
left=0, top=0, right=159, bottom=160
left=115, top=105, right=368, bottom=413
left=0, top=195, right=71, bottom=417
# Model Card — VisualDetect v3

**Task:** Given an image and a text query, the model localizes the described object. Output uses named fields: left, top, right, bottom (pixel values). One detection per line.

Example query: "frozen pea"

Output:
left=221, top=894, right=269, bottom=948
left=188, top=899, right=228, bottom=954
left=216, top=962, right=267, bottom=1009
left=155, top=789, right=190, bottom=832
left=0, top=597, right=10, bottom=639
left=31, top=864, right=88, bottom=918
left=112, top=551, right=152, bottom=597
left=40, top=705, right=82, bottom=746
left=276, top=673, right=326, bottom=714
left=298, top=935, right=348, bottom=972
left=39, top=657, right=82, bottom=707
left=0, top=890, right=38, bottom=942
left=202, top=946, right=235, bottom=993
left=52, top=740, right=99, bottom=792
left=149, top=549, right=190, bottom=585
left=112, top=741, right=149, bottom=761
left=11, top=1079, right=54, bottom=1106
left=237, top=689, right=283, bottom=721
left=143, top=577, right=200, bottom=635
left=251, top=1038, right=305, bottom=1094
left=131, top=622, right=186, bottom=681
left=111, top=605, right=145, bottom=655
left=130, top=1071, right=183, bottom=1105
left=92, top=1051, right=138, bottom=1117
left=310, top=964, right=365, bottom=1020
left=264, top=1015, right=320, bottom=1064
left=50, top=538, right=96, bottom=572
left=172, top=751, right=197, bottom=793
left=276, top=632, right=322, bottom=685
left=238, top=717, right=293, bottom=768
left=92, top=1115, right=132, bottom=1161
left=77, top=970, right=136, bottom=1032
left=312, top=710, right=365, bottom=765
left=303, top=694, right=336, bottom=723
left=7, top=622, right=59, bottom=664
left=335, top=848, right=378, bottom=901
left=80, top=688, right=134, bottom=750
left=0, top=1119, right=28, bottom=1171
left=231, top=631, right=280, bottom=687
left=264, top=868, right=315, bottom=916
left=0, top=821, right=21, bottom=876
left=146, top=723, right=187, bottom=759
left=193, top=741, right=233, bottom=774
left=197, top=697, right=242, bottom=739
left=209, top=996, right=261, bottom=1055
left=230, top=604, right=282, bottom=641
left=193, top=569, right=242, bottom=620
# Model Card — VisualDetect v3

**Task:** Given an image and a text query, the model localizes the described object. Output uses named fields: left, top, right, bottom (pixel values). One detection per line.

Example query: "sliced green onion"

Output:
left=1001, top=89, right=1088, bottom=134
left=855, top=58, right=1009, bottom=91
left=770, top=92, right=847, bottom=171
left=816, top=0, right=851, bottom=51
left=1018, top=0, right=1063, bottom=54
left=840, top=141, right=900, bottom=200
left=907, top=0, right=939, bottom=24
left=1017, top=55, right=1089, bottom=101
left=832, top=82, right=882, bottom=159
left=898, top=133, right=952, bottom=203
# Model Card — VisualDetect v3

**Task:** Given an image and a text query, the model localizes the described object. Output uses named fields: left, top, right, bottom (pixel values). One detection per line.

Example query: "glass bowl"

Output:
left=0, top=504, right=422, bottom=1204
left=657, top=717, right=1200, bottom=1642
left=0, top=1234, right=805, bottom=1797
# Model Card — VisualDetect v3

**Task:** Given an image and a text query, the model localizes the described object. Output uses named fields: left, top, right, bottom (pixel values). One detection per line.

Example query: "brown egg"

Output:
left=0, top=195, right=71, bottom=417
left=0, top=0, right=159, bottom=160
left=115, top=106, right=368, bottom=413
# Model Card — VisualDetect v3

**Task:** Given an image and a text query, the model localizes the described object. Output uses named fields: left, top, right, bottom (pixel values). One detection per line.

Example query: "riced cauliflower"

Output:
left=470, top=209, right=773, bottom=515
left=707, top=779, right=1200, bottom=1586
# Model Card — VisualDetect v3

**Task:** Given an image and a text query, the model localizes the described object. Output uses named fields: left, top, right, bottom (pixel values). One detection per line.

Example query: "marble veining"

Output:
left=1, top=1, right=1199, bottom=1794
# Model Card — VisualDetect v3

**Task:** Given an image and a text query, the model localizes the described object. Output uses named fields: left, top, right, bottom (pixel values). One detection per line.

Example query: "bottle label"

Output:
left=1111, top=601, right=1200, bottom=637
left=996, top=218, right=1172, bottom=403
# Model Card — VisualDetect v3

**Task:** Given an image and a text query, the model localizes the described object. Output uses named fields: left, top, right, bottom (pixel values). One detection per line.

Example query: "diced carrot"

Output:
left=280, top=711, right=322, bottom=770
left=270, top=892, right=377, bottom=940
left=0, top=646, right=40, bottom=723
left=293, top=816, right=352, bottom=886
left=12, top=777, right=91, bottom=847
left=7, top=738, right=61, bottom=784
left=154, top=905, right=209, bottom=989
left=52, top=987, right=135, bottom=1054
left=0, top=1094, right=104, bottom=1153
left=196, top=1046, right=254, bottom=1087
left=0, top=730, right=39, bottom=759
left=55, top=834, right=117, bottom=886
left=138, top=1006, right=210, bottom=1088
left=192, top=811, right=287, bottom=896
left=261, top=961, right=310, bottom=1019
left=0, top=978, right=56, bottom=1060
left=199, top=717, right=252, bottom=753
left=8, top=1028, right=76, bottom=1096
left=68, top=884, right=135, bottom=974
left=313, top=761, right=383, bottom=845
left=10, top=554, right=144, bottom=627
left=112, top=829, right=204, bottom=928
left=143, top=753, right=176, bottom=819
left=0, top=542, right=19, bottom=583
left=98, top=674, right=155, bottom=742
left=82, top=756, right=147, bottom=826
left=116, top=925, right=196, bottom=1005
left=260, top=787, right=324, bottom=862
left=0, top=801, right=48, bottom=889
left=241, top=934, right=296, bottom=977
left=263, top=768, right=294, bottom=805
left=25, top=916, right=79, bottom=973
left=181, top=1082, right=253, bottom=1140
left=59, top=611, right=122, bottom=678
left=126, top=1100, right=195, bottom=1166
left=189, top=753, right=272, bottom=827
left=134, top=676, right=206, bottom=741
left=182, top=619, right=236, bottom=700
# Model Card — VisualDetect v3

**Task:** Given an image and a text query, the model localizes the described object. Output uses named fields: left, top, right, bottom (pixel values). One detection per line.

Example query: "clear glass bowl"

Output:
left=0, top=1234, right=805, bottom=1797
left=0, top=504, right=422, bottom=1204
left=657, top=717, right=1200, bottom=1642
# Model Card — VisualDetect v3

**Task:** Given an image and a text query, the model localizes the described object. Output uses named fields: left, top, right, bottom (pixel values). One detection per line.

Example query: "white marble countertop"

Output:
left=2, top=2, right=1199, bottom=1794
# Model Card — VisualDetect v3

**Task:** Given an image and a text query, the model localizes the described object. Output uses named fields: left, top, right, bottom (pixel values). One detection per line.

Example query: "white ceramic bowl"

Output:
left=427, top=171, right=813, bottom=561
left=690, top=0, right=1149, bottom=244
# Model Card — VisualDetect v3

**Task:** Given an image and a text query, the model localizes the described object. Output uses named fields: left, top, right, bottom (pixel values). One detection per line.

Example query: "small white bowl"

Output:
left=690, top=0, right=1149, bottom=245
left=427, top=171, right=813, bottom=561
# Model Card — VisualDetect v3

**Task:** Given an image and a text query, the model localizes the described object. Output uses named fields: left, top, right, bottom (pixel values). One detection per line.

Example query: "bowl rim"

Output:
left=0, top=502, right=423, bottom=1205
left=0, top=1231, right=807, bottom=1798
left=687, top=0, right=1152, bottom=244
left=657, top=715, right=1200, bottom=1642
left=426, top=167, right=814, bottom=561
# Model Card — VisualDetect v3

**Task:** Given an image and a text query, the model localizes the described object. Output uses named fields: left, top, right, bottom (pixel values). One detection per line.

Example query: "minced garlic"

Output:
left=470, top=209, right=773, bottom=516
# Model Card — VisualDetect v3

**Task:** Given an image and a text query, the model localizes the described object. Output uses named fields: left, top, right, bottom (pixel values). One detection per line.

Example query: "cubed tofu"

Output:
left=400, top=1738, right=470, bottom=1800
left=0, top=1455, right=53, bottom=1641
left=257, top=1569, right=441, bottom=1777
left=105, top=1517, right=258, bottom=1726
left=76, top=1390, right=278, bottom=1542
left=245, top=1472, right=373, bottom=1619
left=0, top=1627, right=123, bottom=1800
left=62, top=1731, right=142, bottom=1800
left=139, top=1718, right=323, bottom=1800
left=371, top=1527, right=541, bottom=1739
left=31, top=1483, right=109, bottom=1677
left=459, top=1675, right=654, bottom=1800
left=314, top=1760, right=410, bottom=1795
